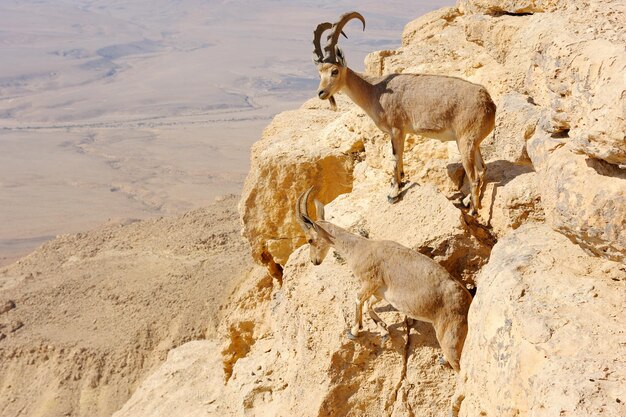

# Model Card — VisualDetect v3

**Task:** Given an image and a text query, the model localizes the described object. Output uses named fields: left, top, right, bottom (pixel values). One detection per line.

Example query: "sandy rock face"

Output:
left=390, top=1, right=626, bottom=167
left=453, top=224, right=625, bottom=417
left=480, top=92, right=539, bottom=165
left=0, top=196, right=256, bottom=417
left=118, top=244, right=460, bottom=417
left=477, top=171, right=544, bottom=238
left=324, top=177, right=491, bottom=284
left=238, top=97, right=363, bottom=277
left=8, top=2, right=625, bottom=417
left=111, top=341, right=237, bottom=417
left=232, top=2, right=625, bottom=415
left=458, top=0, right=561, bottom=15
left=528, top=134, right=626, bottom=262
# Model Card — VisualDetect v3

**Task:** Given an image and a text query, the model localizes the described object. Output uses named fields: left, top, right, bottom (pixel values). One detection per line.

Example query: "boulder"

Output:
left=458, top=0, right=561, bottom=15
left=325, top=175, right=491, bottom=284
left=480, top=92, right=540, bottom=165
left=527, top=134, right=626, bottom=262
left=238, top=97, right=364, bottom=276
left=112, top=341, right=237, bottom=417
left=477, top=170, right=544, bottom=238
left=453, top=224, right=625, bottom=416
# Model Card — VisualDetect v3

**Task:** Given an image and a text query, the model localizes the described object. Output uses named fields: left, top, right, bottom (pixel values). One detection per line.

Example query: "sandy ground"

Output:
left=0, top=0, right=452, bottom=266
left=0, top=195, right=269, bottom=417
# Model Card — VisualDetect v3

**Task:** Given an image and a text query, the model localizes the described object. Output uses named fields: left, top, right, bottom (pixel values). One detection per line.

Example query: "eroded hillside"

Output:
left=0, top=195, right=266, bottom=417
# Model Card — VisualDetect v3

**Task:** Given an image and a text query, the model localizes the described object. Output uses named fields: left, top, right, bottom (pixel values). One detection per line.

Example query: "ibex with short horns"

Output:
left=312, top=12, right=496, bottom=213
left=296, top=187, right=472, bottom=371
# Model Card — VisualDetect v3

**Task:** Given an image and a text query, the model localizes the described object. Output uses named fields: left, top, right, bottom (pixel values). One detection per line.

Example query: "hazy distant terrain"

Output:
left=0, top=0, right=453, bottom=264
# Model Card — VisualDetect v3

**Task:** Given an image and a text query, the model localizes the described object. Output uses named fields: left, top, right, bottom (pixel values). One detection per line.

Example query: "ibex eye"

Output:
left=331, top=69, right=339, bottom=76
left=308, top=239, right=313, bottom=244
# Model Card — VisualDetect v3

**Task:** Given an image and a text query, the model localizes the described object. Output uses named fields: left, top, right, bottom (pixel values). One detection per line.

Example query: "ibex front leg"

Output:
left=367, top=296, right=390, bottom=341
left=347, top=283, right=377, bottom=340
left=387, top=128, right=405, bottom=204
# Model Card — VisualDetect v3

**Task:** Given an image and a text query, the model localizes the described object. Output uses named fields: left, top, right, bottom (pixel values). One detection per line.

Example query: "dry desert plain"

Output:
left=0, top=0, right=453, bottom=265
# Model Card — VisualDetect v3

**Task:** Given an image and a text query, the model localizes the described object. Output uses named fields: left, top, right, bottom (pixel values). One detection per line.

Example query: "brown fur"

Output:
left=296, top=189, right=472, bottom=371
left=317, top=63, right=496, bottom=213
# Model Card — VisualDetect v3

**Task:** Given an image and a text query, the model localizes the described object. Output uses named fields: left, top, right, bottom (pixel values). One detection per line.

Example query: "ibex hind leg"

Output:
left=387, top=129, right=405, bottom=204
left=435, top=318, right=467, bottom=372
left=367, top=296, right=390, bottom=341
left=459, top=151, right=479, bottom=215
left=472, top=147, right=486, bottom=210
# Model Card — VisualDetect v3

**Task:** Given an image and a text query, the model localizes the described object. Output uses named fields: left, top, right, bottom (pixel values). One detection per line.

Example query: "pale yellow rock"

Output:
left=387, top=1, right=626, bottom=165
left=240, top=94, right=473, bottom=277
left=115, top=240, right=460, bottom=417
left=238, top=97, right=363, bottom=274
left=478, top=171, right=544, bottom=238
left=458, top=0, right=561, bottom=15
left=480, top=92, right=540, bottom=164
left=453, top=224, right=626, bottom=417
left=4, top=2, right=626, bottom=417
left=527, top=134, right=626, bottom=262
left=0, top=197, right=257, bottom=417
left=325, top=177, right=491, bottom=284
left=112, top=341, right=237, bottom=417
left=118, top=3, right=626, bottom=416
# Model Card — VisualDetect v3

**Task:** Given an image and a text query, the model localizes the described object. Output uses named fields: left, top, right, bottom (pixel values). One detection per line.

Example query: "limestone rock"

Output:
left=114, top=244, right=461, bottom=417
left=324, top=176, right=491, bottom=284
left=238, top=97, right=363, bottom=275
left=0, top=196, right=257, bottom=417
left=481, top=92, right=540, bottom=165
left=112, top=341, right=236, bottom=417
left=108, top=2, right=626, bottom=416
left=453, top=224, right=626, bottom=417
left=478, top=171, right=544, bottom=238
left=239, top=96, right=472, bottom=278
left=458, top=0, right=561, bottom=15
left=394, top=1, right=626, bottom=166
left=528, top=134, right=626, bottom=262
left=520, top=27, right=626, bottom=165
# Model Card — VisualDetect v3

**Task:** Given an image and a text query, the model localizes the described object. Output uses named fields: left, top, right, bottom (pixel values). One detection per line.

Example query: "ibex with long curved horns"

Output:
left=312, top=12, right=496, bottom=213
left=296, top=187, right=472, bottom=371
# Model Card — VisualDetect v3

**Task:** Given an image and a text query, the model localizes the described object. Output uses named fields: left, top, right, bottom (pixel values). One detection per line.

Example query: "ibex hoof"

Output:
left=387, top=195, right=400, bottom=204
left=346, top=330, right=357, bottom=340
left=438, top=355, right=448, bottom=367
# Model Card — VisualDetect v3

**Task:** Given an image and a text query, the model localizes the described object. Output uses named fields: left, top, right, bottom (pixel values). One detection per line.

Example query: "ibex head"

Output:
left=312, top=12, right=365, bottom=110
left=296, top=187, right=334, bottom=265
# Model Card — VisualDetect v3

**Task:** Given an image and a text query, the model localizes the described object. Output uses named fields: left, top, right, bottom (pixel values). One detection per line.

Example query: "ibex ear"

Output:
left=314, top=199, right=325, bottom=221
left=336, top=47, right=346, bottom=66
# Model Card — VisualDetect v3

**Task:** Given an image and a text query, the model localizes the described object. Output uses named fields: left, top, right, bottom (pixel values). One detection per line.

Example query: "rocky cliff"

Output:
left=0, top=196, right=264, bottom=417
left=115, top=1, right=624, bottom=416
left=2, top=1, right=624, bottom=417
